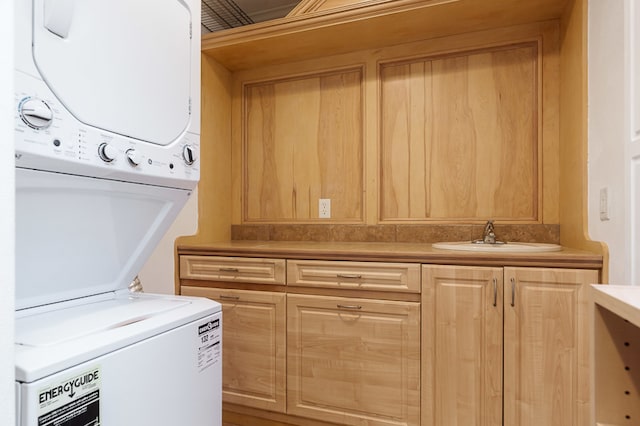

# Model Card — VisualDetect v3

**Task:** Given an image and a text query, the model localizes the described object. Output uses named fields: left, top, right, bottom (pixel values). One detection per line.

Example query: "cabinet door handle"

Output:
left=510, top=278, right=516, bottom=307
left=220, top=295, right=240, bottom=300
left=493, top=278, right=498, bottom=307
left=337, top=304, right=362, bottom=310
left=336, top=274, right=362, bottom=279
left=219, top=267, right=239, bottom=272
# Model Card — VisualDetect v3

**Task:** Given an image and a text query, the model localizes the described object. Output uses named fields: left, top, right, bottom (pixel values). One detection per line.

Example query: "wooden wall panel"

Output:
left=243, top=69, right=364, bottom=222
left=380, top=43, right=538, bottom=222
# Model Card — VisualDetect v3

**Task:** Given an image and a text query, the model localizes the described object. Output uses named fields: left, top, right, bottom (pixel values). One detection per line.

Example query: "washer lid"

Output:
left=15, top=169, right=190, bottom=310
left=32, top=0, right=192, bottom=145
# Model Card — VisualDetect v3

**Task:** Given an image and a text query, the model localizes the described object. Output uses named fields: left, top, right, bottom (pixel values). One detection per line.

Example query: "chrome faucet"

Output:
left=482, top=220, right=496, bottom=244
left=472, top=220, right=504, bottom=245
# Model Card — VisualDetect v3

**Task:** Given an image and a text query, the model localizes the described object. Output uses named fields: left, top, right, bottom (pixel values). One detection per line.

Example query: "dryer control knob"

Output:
left=98, top=143, right=117, bottom=162
left=182, top=145, right=196, bottom=165
left=126, top=149, right=140, bottom=166
left=19, top=98, right=53, bottom=129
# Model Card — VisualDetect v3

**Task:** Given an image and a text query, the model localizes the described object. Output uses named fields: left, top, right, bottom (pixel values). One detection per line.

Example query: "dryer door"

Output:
left=32, top=0, right=192, bottom=146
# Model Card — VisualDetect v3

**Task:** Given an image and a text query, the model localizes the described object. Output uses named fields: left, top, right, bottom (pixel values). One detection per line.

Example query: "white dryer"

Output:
left=13, top=1, right=222, bottom=425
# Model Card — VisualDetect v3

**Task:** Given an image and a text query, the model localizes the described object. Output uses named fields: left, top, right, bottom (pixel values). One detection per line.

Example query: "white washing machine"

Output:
left=13, top=0, right=222, bottom=425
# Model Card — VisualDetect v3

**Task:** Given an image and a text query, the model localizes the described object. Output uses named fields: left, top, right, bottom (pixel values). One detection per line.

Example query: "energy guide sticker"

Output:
left=37, top=367, right=100, bottom=426
left=197, top=317, right=221, bottom=372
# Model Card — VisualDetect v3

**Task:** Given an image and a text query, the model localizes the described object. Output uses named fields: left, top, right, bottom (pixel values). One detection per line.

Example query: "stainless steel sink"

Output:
left=432, top=241, right=562, bottom=253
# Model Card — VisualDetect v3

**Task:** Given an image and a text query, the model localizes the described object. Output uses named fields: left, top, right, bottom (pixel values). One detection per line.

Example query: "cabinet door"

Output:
left=422, top=265, right=503, bottom=426
left=503, top=267, right=598, bottom=426
left=287, top=294, right=420, bottom=426
left=181, top=286, right=287, bottom=413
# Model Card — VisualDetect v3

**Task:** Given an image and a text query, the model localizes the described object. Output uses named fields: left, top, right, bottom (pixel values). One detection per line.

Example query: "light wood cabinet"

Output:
left=287, top=259, right=420, bottom=293
left=503, top=267, right=595, bottom=426
left=181, top=286, right=287, bottom=413
left=422, top=265, right=503, bottom=426
left=423, top=265, right=597, bottom=426
left=178, top=247, right=601, bottom=426
left=287, top=293, right=421, bottom=426
left=180, top=255, right=286, bottom=285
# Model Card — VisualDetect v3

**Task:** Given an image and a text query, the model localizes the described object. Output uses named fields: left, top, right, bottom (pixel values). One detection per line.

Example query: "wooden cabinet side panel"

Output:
left=503, top=267, right=597, bottom=426
left=244, top=68, right=364, bottom=222
left=421, top=265, right=503, bottom=426
left=380, top=43, right=539, bottom=221
left=287, top=294, right=420, bottom=426
left=594, top=305, right=640, bottom=425
left=181, top=286, right=287, bottom=413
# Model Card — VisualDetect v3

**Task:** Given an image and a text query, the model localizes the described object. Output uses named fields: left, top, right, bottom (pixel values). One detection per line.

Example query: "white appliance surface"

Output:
left=33, top=0, right=192, bottom=146
left=13, top=0, right=221, bottom=424
left=14, top=0, right=201, bottom=190
left=16, top=293, right=222, bottom=425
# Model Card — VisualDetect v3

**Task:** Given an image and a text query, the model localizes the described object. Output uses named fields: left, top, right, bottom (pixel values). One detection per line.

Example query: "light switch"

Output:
left=599, top=187, right=610, bottom=221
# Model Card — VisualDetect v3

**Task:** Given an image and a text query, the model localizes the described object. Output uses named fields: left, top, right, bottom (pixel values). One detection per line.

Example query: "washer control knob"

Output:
left=126, top=149, right=140, bottom=166
left=182, top=145, right=196, bottom=165
left=98, top=143, right=117, bottom=162
left=19, top=98, right=53, bottom=129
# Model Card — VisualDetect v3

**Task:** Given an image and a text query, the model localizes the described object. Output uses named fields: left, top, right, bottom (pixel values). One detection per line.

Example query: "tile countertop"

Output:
left=178, top=241, right=603, bottom=270
left=591, top=284, right=640, bottom=328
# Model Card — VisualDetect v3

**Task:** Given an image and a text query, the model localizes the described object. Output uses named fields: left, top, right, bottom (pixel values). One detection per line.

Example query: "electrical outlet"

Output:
left=319, top=199, right=331, bottom=218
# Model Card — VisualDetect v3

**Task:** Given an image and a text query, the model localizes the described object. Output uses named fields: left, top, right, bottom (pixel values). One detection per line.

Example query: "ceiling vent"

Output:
left=201, top=0, right=300, bottom=34
left=201, top=0, right=254, bottom=33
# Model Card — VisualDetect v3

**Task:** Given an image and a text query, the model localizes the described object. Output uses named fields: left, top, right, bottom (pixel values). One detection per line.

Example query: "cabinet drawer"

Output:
left=180, top=256, right=286, bottom=285
left=287, top=260, right=420, bottom=293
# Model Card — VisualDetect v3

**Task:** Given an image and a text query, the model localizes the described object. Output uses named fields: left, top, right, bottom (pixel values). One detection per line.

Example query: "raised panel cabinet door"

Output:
left=181, top=286, right=287, bottom=413
left=503, top=267, right=598, bottom=426
left=421, top=265, right=503, bottom=426
left=287, top=294, right=420, bottom=426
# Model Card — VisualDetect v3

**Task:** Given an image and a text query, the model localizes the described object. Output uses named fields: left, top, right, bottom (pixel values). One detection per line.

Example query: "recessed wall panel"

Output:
left=380, top=43, right=539, bottom=222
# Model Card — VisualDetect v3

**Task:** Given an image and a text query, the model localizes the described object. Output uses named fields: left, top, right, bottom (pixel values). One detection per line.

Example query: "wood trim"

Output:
left=201, top=0, right=570, bottom=71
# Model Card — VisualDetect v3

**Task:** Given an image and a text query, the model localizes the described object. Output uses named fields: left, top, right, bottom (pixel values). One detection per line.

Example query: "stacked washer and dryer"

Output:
left=13, top=0, right=222, bottom=425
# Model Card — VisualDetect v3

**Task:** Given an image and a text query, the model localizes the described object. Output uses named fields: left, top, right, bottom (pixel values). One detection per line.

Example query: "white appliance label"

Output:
left=37, top=367, right=100, bottom=426
left=197, top=318, right=221, bottom=372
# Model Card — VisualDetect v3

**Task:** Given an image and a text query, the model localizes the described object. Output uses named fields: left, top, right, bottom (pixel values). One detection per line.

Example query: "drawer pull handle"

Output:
left=220, top=295, right=240, bottom=300
left=337, top=304, right=362, bottom=310
left=219, top=267, right=239, bottom=273
left=493, top=278, right=498, bottom=307
left=510, top=278, right=516, bottom=307
left=337, top=274, right=362, bottom=279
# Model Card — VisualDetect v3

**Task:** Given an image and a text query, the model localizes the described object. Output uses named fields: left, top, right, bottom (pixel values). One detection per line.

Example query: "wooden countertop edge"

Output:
left=177, top=242, right=603, bottom=270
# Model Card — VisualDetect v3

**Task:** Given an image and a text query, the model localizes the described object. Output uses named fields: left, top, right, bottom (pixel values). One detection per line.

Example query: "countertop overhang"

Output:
left=591, top=284, right=640, bottom=328
left=178, top=241, right=603, bottom=270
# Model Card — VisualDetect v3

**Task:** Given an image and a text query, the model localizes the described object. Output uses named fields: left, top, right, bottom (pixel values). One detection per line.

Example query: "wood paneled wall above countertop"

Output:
left=243, top=68, right=364, bottom=222
left=232, top=22, right=557, bottom=225
left=380, top=43, right=539, bottom=221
